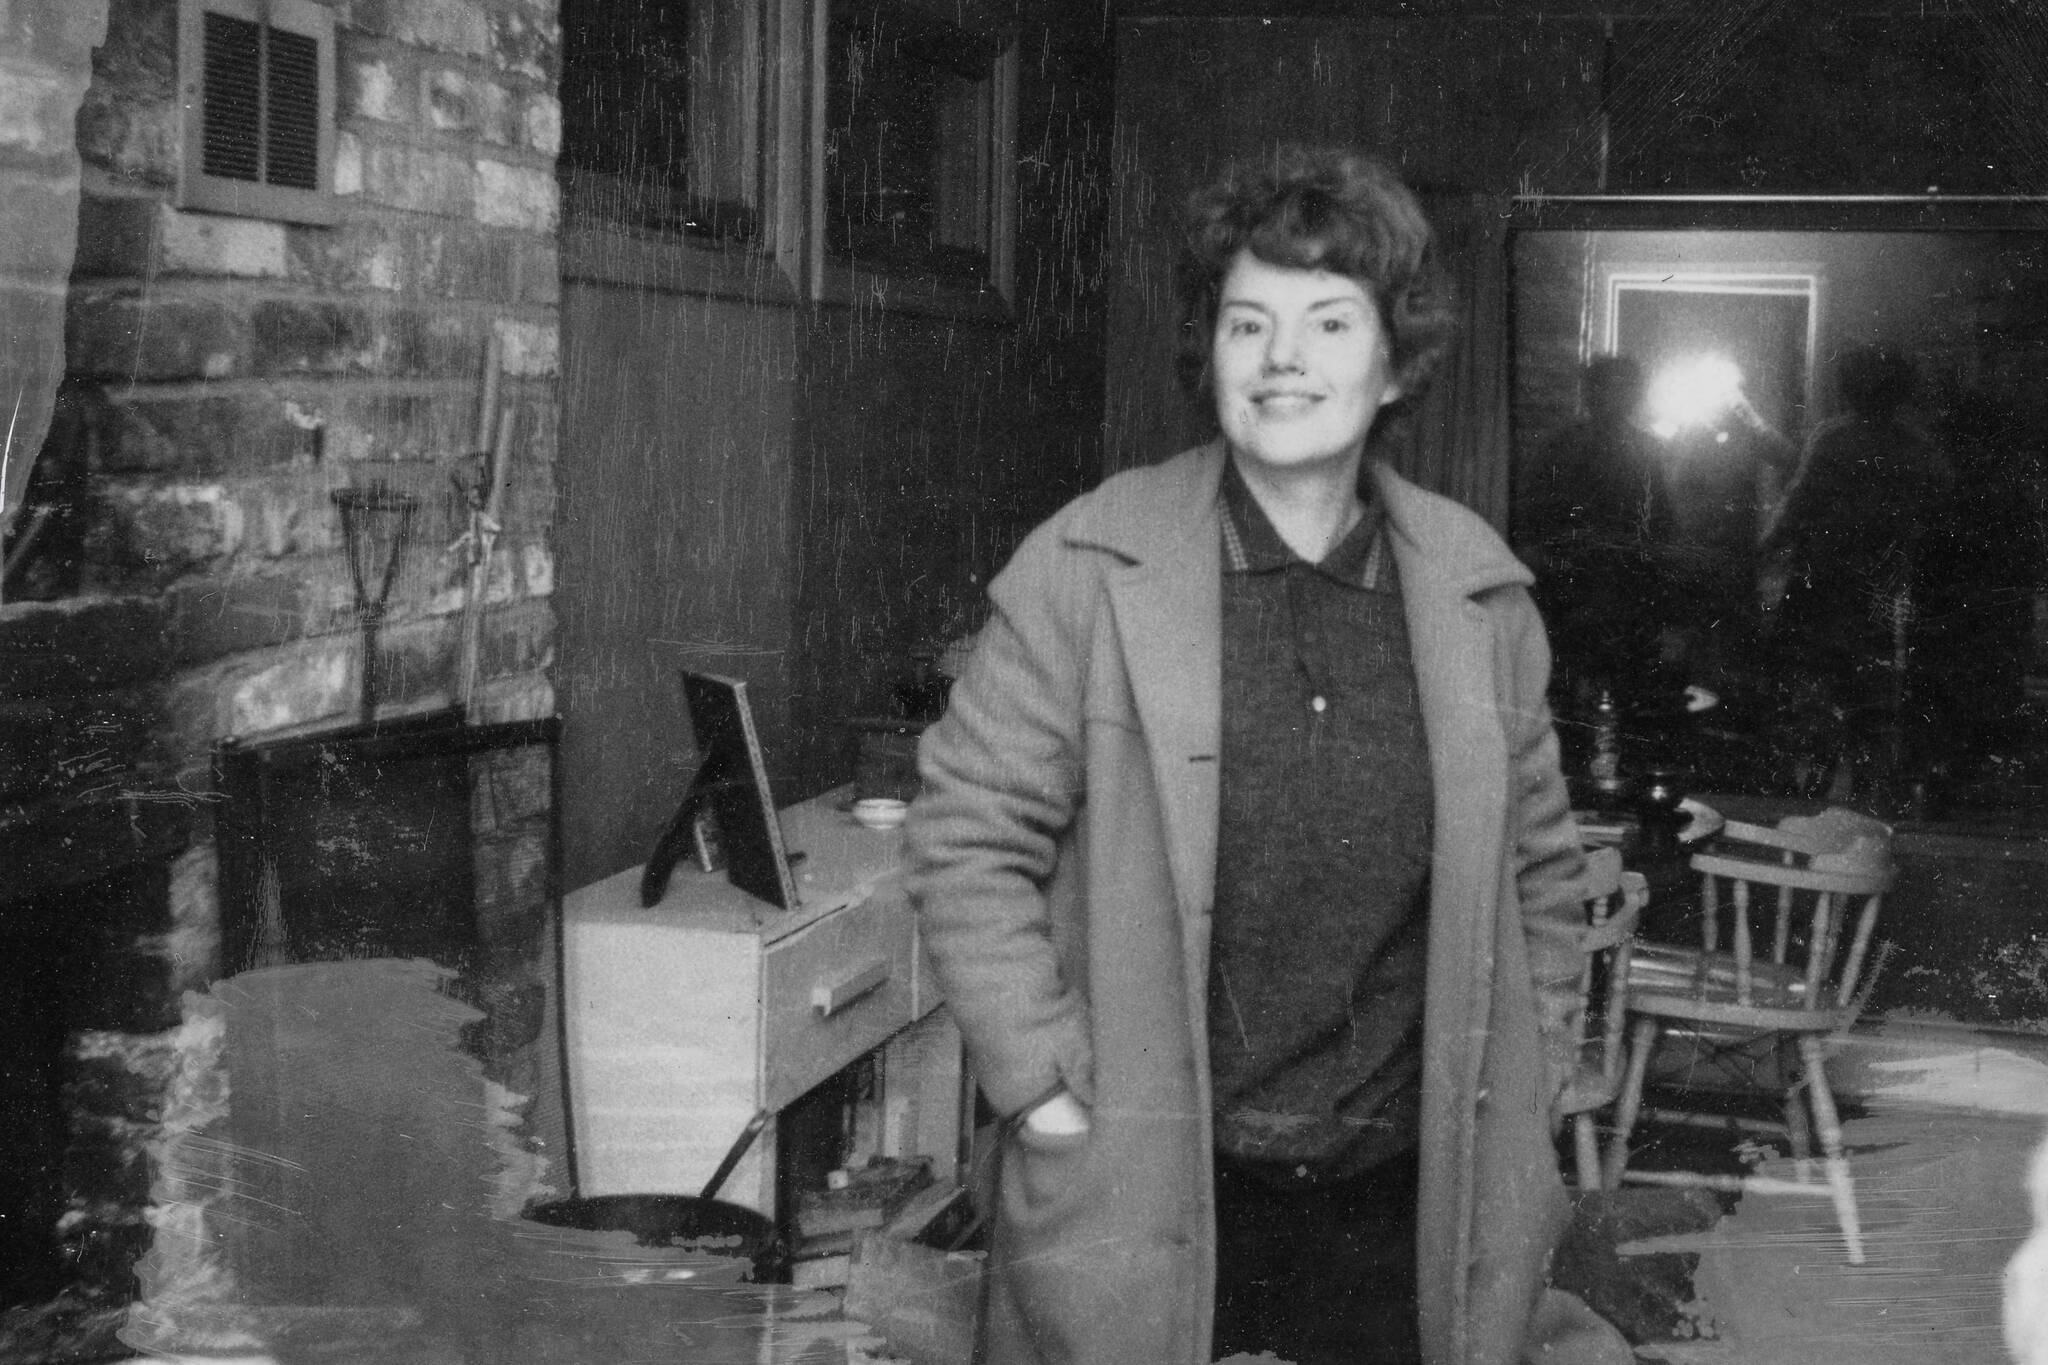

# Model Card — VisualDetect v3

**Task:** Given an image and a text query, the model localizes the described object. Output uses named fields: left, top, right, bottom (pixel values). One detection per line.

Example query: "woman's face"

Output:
left=1211, top=248, right=1402, bottom=480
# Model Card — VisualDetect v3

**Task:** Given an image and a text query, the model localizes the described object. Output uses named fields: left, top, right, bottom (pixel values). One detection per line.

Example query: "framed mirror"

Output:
left=1508, top=196, right=2048, bottom=828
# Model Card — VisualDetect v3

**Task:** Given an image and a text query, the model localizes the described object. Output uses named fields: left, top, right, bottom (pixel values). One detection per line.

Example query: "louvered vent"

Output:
left=200, top=13, right=262, bottom=180
left=180, top=0, right=336, bottom=224
left=265, top=27, right=321, bottom=189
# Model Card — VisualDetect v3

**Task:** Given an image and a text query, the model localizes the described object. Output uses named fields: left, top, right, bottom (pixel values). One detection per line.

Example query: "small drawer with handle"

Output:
left=760, top=888, right=915, bottom=1110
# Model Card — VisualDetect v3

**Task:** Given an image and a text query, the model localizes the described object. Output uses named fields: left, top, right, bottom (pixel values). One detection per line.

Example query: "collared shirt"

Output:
left=1207, top=459, right=1435, bottom=1184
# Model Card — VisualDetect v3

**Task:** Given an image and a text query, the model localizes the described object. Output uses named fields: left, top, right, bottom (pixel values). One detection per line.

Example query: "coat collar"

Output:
left=1064, top=441, right=1532, bottom=600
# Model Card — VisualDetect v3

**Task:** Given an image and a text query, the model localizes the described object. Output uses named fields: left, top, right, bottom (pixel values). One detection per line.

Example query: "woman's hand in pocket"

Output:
left=1011, top=1091, right=1094, bottom=1213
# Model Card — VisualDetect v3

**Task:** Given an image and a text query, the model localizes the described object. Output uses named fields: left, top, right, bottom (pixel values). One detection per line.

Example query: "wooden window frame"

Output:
left=561, top=0, right=1018, bottom=319
left=808, top=1, right=1018, bottom=319
left=560, top=0, right=814, bottom=303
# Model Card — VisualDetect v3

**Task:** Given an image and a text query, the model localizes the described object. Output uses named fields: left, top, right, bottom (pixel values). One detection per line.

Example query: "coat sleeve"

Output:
left=905, top=519, right=1099, bottom=1118
left=1496, top=584, right=1589, bottom=1115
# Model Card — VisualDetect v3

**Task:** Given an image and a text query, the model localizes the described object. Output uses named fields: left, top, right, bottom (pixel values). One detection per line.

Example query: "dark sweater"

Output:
left=1207, top=462, right=1434, bottom=1183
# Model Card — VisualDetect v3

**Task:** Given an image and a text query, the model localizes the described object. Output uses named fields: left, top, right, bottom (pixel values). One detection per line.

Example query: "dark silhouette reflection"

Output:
left=1916, top=384, right=2048, bottom=790
left=1760, top=343, right=1955, bottom=801
left=1658, top=373, right=1799, bottom=697
left=1514, top=356, right=1679, bottom=709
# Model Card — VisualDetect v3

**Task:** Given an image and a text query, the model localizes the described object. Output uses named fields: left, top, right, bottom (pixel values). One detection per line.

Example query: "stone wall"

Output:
left=63, top=0, right=561, bottom=740
left=0, top=0, right=562, bottom=1353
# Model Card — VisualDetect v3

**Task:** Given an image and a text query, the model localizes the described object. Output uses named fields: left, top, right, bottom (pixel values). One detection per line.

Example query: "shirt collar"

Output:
left=1219, top=456, right=1387, bottom=589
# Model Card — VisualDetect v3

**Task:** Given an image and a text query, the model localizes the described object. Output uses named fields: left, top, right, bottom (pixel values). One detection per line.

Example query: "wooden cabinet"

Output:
left=559, top=789, right=956, bottom=1218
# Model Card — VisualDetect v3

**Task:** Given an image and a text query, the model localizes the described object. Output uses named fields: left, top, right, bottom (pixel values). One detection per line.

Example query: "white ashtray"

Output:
left=851, top=797, right=909, bottom=830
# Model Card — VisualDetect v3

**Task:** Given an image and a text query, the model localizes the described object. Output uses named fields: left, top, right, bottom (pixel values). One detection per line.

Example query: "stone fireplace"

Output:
left=0, top=0, right=562, bottom=1357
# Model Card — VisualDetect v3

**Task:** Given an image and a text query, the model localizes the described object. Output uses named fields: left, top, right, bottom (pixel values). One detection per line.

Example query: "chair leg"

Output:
left=1574, top=1113, right=1602, bottom=1192
left=1602, top=1016, right=1661, bottom=1190
left=1779, top=1036, right=1814, bottom=1180
left=1798, top=1034, right=1865, bottom=1265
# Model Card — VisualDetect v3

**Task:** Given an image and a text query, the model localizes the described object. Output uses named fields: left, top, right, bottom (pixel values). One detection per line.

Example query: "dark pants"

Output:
left=1211, top=1148, right=1421, bottom=1365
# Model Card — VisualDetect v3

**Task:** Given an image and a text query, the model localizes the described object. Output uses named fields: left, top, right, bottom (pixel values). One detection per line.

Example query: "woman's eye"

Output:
left=1320, top=316, right=1353, bottom=333
left=1226, top=319, right=1262, bottom=338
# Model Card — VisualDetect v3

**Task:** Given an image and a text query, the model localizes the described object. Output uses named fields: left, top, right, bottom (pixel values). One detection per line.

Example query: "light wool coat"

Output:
left=909, top=443, right=1629, bottom=1365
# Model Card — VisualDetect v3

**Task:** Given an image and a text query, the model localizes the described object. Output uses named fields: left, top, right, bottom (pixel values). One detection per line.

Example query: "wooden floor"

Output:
left=1569, top=1016, right=2047, bottom=1365
left=120, top=963, right=2046, bottom=1365
left=834, top=1015, right=2048, bottom=1364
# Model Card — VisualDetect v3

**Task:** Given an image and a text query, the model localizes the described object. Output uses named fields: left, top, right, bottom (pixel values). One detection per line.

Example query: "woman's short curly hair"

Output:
left=1173, top=147, right=1457, bottom=421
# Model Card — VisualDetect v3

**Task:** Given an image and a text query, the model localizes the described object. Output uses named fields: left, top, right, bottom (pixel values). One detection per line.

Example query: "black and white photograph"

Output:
left=5, top=3, right=2048, bottom=1364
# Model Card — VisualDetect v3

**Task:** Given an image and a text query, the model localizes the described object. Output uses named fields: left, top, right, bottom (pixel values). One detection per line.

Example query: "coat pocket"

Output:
left=1004, top=1122, right=1097, bottom=1224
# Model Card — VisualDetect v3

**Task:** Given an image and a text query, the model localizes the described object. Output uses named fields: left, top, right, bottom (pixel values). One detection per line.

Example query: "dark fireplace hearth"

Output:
left=0, top=852, right=183, bottom=1364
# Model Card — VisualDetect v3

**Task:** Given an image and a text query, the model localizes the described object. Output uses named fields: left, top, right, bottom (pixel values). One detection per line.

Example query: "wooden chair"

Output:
left=1555, top=845, right=1648, bottom=1190
left=1601, top=811, right=1894, bottom=1263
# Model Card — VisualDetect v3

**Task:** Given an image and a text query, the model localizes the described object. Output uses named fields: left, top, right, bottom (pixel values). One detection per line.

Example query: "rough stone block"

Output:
left=72, top=0, right=177, bottom=185
left=473, top=826, right=544, bottom=925
left=333, top=128, right=364, bottom=195
left=470, top=742, right=550, bottom=828
left=473, top=157, right=556, bottom=231
left=494, top=317, right=556, bottom=376
left=290, top=216, right=520, bottom=300
left=426, top=66, right=514, bottom=143
left=360, top=139, right=473, bottom=216
left=325, top=387, right=475, bottom=463
left=285, top=214, right=400, bottom=293
left=473, top=671, right=552, bottom=724
left=67, top=1045, right=179, bottom=1125
left=96, top=481, right=247, bottom=580
left=486, top=5, right=556, bottom=80
left=250, top=299, right=382, bottom=375
left=247, top=480, right=347, bottom=559
left=166, top=569, right=346, bottom=666
left=71, top=190, right=159, bottom=278
left=387, top=304, right=476, bottom=376
left=387, top=0, right=491, bottom=58
left=67, top=290, right=248, bottom=381
left=99, top=392, right=320, bottom=476
left=435, top=224, right=518, bottom=299
left=345, top=54, right=407, bottom=124
left=158, top=207, right=289, bottom=278
left=520, top=91, right=559, bottom=156
left=518, top=541, right=552, bottom=598
left=164, top=844, right=220, bottom=992
left=477, top=597, right=555, bottom=679
left=369, top=610, right=458, bottom=709
left=226, top=638, right=355, bottom=737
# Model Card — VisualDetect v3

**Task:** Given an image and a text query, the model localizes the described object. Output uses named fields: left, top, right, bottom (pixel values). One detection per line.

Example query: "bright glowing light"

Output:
left=1647, top=354, right=1744, bottom=439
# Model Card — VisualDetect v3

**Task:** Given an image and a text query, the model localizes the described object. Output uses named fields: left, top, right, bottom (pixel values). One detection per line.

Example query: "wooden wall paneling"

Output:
left=556, top=284, right=802, bottom=889
left=782, top=9, right=1112, bottom=795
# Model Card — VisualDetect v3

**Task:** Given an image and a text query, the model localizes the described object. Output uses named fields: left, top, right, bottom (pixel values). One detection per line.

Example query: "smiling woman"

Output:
left=907, top=146, right=1632, bottom=1365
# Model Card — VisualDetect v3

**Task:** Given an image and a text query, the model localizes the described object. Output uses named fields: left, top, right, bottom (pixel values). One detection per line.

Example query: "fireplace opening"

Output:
left=0, top=858, right=178, bottom=1362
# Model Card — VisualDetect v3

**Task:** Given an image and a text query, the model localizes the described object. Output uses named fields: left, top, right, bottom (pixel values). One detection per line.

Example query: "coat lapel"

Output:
left=1066, top=445, right=1226, bottom=925
left=1105, top=528, right=1221, bottom=925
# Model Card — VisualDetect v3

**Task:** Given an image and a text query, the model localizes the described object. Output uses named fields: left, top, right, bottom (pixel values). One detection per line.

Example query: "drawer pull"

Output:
left=812, top=959, right=892, bottom=1016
